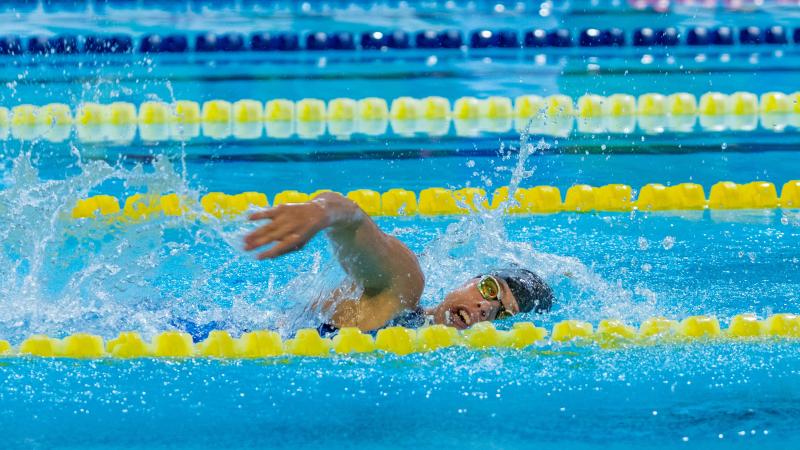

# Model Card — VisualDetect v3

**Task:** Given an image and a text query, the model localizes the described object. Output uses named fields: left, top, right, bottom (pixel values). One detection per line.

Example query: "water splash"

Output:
left=0, top=150, right=297, bottom=341
left=0, top=123, right=662, bottom=340
left=415, top=124, right=662, bottom=325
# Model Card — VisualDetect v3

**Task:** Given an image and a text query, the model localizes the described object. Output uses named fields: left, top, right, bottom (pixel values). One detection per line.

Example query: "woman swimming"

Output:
left=244, top=192, right=554, bottom=334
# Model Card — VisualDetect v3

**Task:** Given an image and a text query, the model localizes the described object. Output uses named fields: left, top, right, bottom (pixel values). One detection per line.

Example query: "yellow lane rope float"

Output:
left=71, top=180, right=800, bottom=220
left=1, top=91, right=799, bottom=142
left=3, top=313, right=800, bottom=358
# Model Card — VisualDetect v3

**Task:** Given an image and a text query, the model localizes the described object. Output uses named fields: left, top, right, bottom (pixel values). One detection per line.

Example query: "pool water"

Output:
left=1, top=2, right=800, bottom=449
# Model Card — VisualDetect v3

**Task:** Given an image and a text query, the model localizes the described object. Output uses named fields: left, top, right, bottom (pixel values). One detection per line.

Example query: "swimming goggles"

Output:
left=477, top=275, right=513, bottom=320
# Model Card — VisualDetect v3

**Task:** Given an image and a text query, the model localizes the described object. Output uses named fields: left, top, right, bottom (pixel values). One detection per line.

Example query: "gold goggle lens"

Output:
left=478, top=276, right=500, bottom=300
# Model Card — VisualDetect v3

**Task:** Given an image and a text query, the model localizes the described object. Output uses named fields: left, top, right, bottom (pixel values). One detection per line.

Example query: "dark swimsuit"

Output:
left=316, top=306, right=429, bottom=337
left=174, top=307, right=429, bottom=342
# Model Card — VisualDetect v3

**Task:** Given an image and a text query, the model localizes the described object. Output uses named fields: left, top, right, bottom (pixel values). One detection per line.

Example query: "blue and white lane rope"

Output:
left=0, top=26, right=798, bottom=56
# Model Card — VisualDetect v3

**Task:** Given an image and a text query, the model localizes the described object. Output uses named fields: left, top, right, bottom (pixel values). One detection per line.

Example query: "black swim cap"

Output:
left=491, top=268, right=554, bottom=313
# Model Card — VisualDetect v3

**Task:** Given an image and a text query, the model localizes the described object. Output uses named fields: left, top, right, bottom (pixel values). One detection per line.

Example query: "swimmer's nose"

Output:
left=476, top=301, right=493, bottom=320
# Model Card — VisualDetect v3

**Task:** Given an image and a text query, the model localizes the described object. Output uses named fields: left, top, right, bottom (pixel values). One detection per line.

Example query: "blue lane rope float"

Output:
left=2, top=91, right=799, bottom=142
left=1, top=26, right=800, bottom=56
left=3, top=314, right=800, bottom=359
left=6, top=0, right=791, bottom=14
left=70, top=180, right=800, bottom=220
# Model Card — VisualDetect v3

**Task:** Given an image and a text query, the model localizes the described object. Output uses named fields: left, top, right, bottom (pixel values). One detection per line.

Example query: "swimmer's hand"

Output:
left=244, top=202, right=329, bottom=259
left=244, top=194, right=359, bottom=260
left=246, top=192, right=424, bottom=330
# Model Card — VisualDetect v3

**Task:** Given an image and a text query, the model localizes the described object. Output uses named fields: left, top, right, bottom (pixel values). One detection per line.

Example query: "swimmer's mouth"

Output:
left=447, top=307, right=472, bottom=329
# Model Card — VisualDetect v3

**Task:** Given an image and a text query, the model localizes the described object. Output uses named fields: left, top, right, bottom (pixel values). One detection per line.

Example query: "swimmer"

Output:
left=244, top=192, right=553, bottom=334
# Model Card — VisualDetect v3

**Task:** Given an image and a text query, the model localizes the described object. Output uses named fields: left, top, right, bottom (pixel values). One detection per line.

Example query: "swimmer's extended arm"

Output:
left=245, top=193, right=424, bottom=330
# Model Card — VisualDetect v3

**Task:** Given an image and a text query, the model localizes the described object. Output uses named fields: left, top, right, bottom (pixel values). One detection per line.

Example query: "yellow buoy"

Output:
left=390, top=97, right=421, bottom=121
left=728, top=314, right=764, bottom=338
left=357, top=97, right=389, bottom=121
left=332, top=328, right=376, bottom=354
left=463, top=322, right=505, bottom=349
left=380, top=189, right=418, bottom=216
left=577, top=94, right=604, bottom=118
left=237, top=331, right=284, bottom=357
left=780, top=180, right=800, bottom=208
left=679, top=315, right=721, bottom=339
left=202, top=100, right=233, bottom=123
left=416, top=325, right=462, bottom=351
left=503, top=322, right=547, bottom=348
left=153, top=331, right=195, bottom=357
left=420, top=96, right=451, bottom=120
left=545, top=94, right=574, bottom=117
left=563, top=185, right=596, bottom=212
left=76, top=102, right=106, bottom=125
left=61, top=333, right=105, bottom=358
left=107, top=332, right=151, bottom=358
left=233, top=99, right=264, bottom=123
left=551, top=320, right=593, bottom=342
left=273, top=190, right=310, bottom=206
left=375, top=327, right=416, bottom=355
left=285, top=329, right=331, bottom=357
left=173, top=100, right=201, bottom=123
left=514, top=95, right=545, bottom=119
left=637, top=93, right=666, bottom=116
left=265, top=99, right=295, bottom=121
left=639, top=317, right=678, bottom=339
left=482, top=96, right=513, bottom=119
left=328, top=98, right=357, bottom=121
left=595, top=184, right=633, bottom=212
left=296, top=99, right=326, bottom=122
left=418, top=188, right=462, bottom=215
left=139, top=101, right=170, bottom=124
left=108, top=102, right=137, bottom=125
left=764, top=314, right=800, bottom=338
left=198, top=330, right=238, bottom=358
left=19, top=335, right=61, bottom=357
left=346, top=189, right=382, bottom=216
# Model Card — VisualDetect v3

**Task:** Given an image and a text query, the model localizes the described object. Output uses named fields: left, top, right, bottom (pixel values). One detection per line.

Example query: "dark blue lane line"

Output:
left=2, top=59, right=799, bottom=85
left=78, top=140, right=800, bottom=163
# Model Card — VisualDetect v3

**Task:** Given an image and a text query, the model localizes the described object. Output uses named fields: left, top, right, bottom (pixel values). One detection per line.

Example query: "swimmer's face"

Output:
left=432, top=277, right=520, bottom=330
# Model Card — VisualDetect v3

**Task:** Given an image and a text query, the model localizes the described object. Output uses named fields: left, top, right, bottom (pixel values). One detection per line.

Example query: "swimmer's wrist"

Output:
left=312, top=192, right=363, bottom=229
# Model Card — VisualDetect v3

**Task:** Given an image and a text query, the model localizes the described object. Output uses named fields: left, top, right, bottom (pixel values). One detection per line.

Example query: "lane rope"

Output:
left=2, top=0, right=785, bottom=15
left=1, top=26, right=798, bottom=57
left=2, top=91, right=799, bottom=142
left=70, top=180, right=800, bottom=219
left=3, top=313, right=800, bottom=358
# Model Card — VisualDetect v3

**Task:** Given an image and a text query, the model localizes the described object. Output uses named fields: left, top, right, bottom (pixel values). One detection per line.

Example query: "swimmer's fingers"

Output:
left=248, top=208, right=279, bottom=221
left=244, top=220, right=291, bottom=250
left=243, top=219, right=280, bottom=247
left=256, top=233, right=308, bottom=260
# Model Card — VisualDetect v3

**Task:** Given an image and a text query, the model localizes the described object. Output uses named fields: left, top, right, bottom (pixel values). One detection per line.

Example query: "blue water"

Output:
left=2, top=343, right=800, bottom=449
left=1, top=2, right=800, bottom=450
